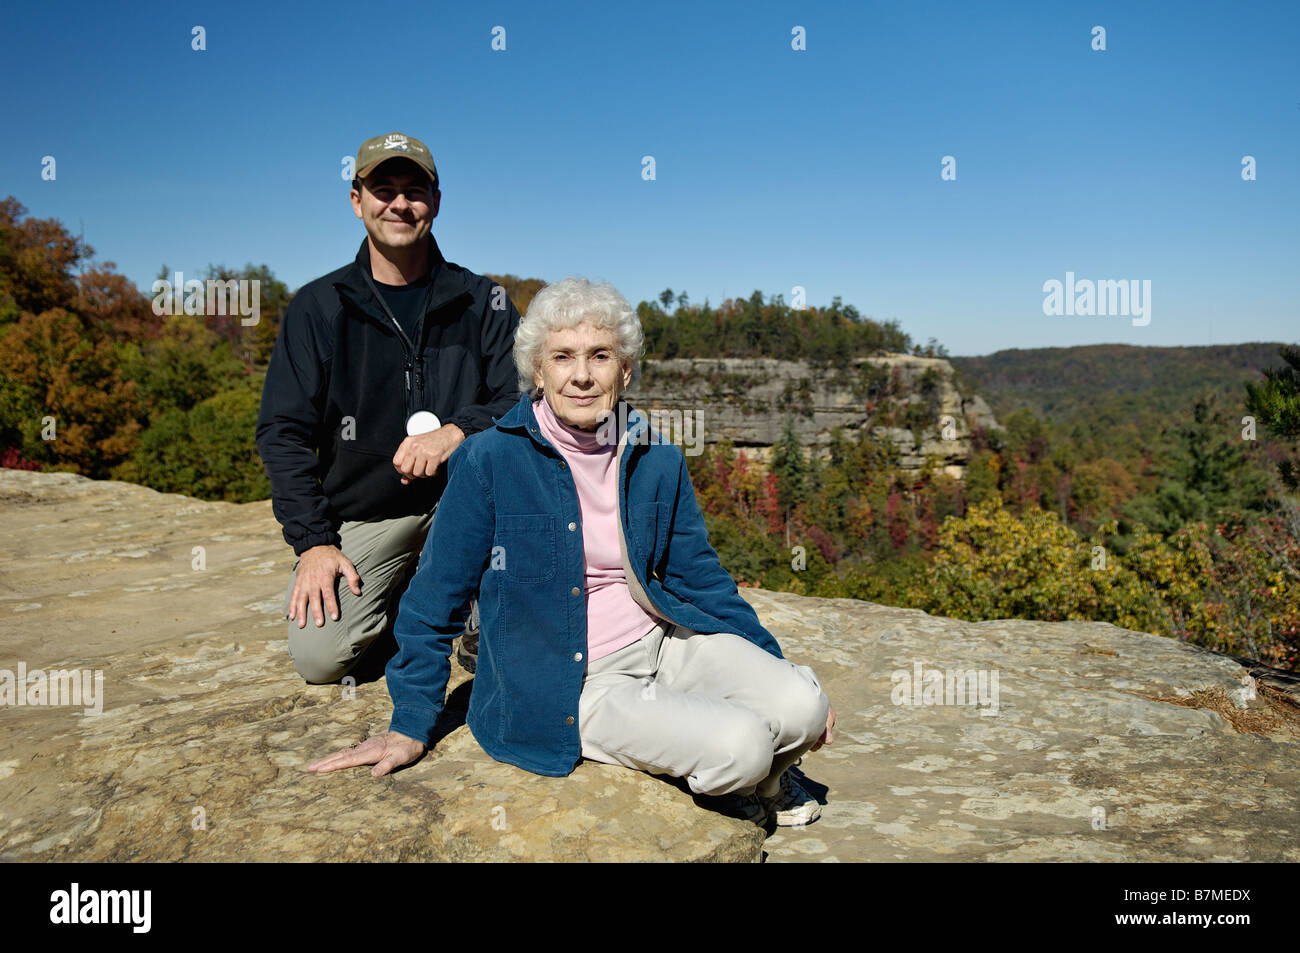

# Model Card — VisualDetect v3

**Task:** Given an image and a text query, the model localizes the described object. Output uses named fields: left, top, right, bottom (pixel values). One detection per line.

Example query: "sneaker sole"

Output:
left=774, top=803, right=821, bottom=826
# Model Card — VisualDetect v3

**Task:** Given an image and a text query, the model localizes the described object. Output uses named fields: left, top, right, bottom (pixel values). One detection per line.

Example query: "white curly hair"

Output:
left=513, top=276, right=644, bottom=397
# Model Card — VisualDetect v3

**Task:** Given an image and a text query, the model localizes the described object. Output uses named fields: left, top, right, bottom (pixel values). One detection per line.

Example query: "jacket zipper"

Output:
left=360, top=268, right=418, bottom=416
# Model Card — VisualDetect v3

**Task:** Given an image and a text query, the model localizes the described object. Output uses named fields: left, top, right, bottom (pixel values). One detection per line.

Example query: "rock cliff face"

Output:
left=627, top=355, right=1002, bottom=478
left=1, top=469, right=1297, bottom=862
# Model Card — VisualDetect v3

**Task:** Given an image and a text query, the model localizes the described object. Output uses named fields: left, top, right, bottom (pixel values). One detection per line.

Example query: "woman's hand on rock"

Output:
left=305, top=731, right=427, bottom=778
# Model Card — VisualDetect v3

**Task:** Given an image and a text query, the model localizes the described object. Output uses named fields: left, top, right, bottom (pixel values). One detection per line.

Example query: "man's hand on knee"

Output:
left=289, top=544, right=362, bottom=628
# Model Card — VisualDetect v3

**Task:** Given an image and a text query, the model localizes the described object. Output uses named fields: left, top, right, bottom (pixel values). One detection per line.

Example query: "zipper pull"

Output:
left=404, top=366, right=411, bottom=394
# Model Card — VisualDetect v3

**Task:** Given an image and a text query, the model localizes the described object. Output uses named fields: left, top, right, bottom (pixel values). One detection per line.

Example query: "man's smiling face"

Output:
left=350, top=158, right=440, bottom=255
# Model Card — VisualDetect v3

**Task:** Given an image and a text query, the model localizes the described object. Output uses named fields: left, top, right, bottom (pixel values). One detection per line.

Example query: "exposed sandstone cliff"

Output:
left=628, top=355, right=1002, bottom=477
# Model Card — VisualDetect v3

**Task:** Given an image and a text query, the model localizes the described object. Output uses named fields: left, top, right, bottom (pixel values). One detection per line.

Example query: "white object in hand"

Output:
left=406, top=411, right=442, bottom=436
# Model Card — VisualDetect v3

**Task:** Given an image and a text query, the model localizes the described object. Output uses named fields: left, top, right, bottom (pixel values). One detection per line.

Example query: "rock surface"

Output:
left=746, top=589, right=1300, bottom=862
left=1, top=468, right=1297, bottom=862
left=0, top=470, right=762, bottom=862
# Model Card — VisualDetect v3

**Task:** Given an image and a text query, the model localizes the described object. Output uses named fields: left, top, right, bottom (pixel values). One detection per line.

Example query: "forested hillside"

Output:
left=952, top=344, right=1285, bottom=420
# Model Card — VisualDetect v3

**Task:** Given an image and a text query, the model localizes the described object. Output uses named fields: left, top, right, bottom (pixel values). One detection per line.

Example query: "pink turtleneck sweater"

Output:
left=533, top=397, right=662, bottom=661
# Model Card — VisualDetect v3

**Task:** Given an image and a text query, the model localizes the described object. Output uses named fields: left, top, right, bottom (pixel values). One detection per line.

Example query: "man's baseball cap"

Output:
left=354, top=132, right=438, bottom=186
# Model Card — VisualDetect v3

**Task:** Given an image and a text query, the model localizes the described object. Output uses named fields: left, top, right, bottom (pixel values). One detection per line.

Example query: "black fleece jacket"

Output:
left=255, top=236, right=521, bottom=556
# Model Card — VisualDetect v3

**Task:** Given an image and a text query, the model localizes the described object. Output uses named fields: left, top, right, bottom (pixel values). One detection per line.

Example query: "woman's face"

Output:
left=534, top=322, right=633, bottom=431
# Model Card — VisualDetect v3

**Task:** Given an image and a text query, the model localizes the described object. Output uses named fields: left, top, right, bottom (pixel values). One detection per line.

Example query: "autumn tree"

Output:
left=195, top=263, right=291, bottom=366
left=0, top=307, right=143, bottom=473
left=0, top=197, right=93, bottom=323
left=483, top=273, right=541, bottom=320
left=113, top=374, right=270, bottom=501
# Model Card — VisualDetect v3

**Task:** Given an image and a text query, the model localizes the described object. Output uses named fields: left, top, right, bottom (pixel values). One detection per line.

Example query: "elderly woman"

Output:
left=308, top=277, right=835, bottom=826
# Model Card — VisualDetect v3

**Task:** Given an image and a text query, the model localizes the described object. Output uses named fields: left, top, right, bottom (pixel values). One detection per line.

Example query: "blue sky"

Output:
left=2, top=0, right=1296, bottom=356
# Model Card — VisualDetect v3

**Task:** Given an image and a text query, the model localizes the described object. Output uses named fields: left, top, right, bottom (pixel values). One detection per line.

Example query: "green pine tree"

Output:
left=1125, top=393, right=1273, bottom=534
left=769, top=416, right=808, bottom=510
left=1244, top=344, right=1300, bottom=491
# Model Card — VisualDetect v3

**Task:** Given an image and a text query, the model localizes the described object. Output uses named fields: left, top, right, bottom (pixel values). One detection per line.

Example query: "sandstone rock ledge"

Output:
left=0, top=470, right=762, bottom=862
left=1, top=469, right=1297, bottom=862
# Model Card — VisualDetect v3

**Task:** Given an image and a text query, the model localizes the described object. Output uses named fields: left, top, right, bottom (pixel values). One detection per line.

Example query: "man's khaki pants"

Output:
left=282, top=510, right=435, bottom=684
left=578, top=622, right=830, bottom=798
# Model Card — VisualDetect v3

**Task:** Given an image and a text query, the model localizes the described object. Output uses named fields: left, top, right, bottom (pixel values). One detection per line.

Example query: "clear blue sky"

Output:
left=3, top=0, right=1296, bottom=356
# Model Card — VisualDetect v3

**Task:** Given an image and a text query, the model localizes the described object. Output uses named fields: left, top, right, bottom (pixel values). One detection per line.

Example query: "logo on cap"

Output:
left=382, top=133, right=411, bottom=152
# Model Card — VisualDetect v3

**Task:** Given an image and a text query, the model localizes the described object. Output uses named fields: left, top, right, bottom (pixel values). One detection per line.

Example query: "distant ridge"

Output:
left=951, top=342, right=1290, bottom=420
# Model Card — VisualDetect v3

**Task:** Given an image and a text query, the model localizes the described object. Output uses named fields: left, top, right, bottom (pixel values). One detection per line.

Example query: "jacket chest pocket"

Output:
left=423, top=342, right=472, bottom=387
left=494, top=514, right=558, bottom=583
left=631, top=502, right=667, bottom=567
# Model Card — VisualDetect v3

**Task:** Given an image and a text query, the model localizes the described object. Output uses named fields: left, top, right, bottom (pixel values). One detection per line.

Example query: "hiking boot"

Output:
left=713, top=790, right=772, bottom=827
left=456, top=600, right=479, bottom=674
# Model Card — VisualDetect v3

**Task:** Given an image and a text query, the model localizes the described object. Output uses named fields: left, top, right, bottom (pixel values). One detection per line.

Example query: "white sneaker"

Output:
left=760, top=770, right=821, bottom=827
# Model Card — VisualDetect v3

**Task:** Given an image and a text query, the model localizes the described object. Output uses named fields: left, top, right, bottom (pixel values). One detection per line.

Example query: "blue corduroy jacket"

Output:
left=385, top=393, right=785, bottom=777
